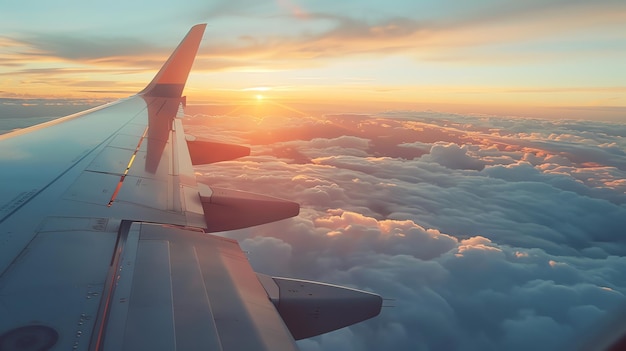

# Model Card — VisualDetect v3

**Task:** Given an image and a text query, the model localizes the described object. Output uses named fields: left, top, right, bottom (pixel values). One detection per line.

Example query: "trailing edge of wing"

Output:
left=140, top=23, right=206, bottom=98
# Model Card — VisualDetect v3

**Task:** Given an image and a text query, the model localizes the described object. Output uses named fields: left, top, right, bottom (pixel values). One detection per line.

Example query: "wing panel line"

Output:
left=89, top=220, right=132, bottom=351
left=107, top=126, right=149, bottom=207
left=0, top=100, right=149, bottom=225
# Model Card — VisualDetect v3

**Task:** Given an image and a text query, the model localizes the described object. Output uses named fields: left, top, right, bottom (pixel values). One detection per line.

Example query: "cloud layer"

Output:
left=188, top=109, right=626, bottom=350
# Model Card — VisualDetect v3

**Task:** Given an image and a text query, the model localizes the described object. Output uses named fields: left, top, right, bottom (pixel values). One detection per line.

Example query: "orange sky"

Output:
left=1, top=0, right=625, bottom=121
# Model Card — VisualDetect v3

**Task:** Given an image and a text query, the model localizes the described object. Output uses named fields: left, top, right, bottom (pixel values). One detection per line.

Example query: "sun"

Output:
left=256, top=94, right=264, bottom=101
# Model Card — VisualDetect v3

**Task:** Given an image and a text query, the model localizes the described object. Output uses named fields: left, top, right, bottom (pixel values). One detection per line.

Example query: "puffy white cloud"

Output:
left=189, top=110, right=626, bottom=350
left=421, top=142, right=486, bottom=170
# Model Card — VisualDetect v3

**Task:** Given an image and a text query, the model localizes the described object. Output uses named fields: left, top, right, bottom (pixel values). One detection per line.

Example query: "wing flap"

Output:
left=101, top=222, right=298, bottom=351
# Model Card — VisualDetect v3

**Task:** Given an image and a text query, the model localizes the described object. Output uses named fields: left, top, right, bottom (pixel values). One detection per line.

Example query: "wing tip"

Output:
left=140, top=24, right=207, bottom=98
left=192, top=23, right=208, bottom=31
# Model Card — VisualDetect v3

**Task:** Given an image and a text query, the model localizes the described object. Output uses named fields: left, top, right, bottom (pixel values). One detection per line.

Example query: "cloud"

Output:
left=9, top=0, right=618, bottom=74
left=2, top=104, right=625, bottom=350
left=180, top=0, right=626, bottom=69
left=3, top=1, right=625, bottom=116
left=421, top=142, right=486, bottom=170
left=241, top=236, right=293, bottom=276
left=0, top=98, right=109, bottom=130
left=190, top=109, right=626, bottom=350
left=1, top=32, right=163, bottom=64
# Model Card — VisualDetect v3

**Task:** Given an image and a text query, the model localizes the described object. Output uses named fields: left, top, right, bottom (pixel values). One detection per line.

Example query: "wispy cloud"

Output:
left=16, top=33, right=162, bottom=61
left=189, top=1, right=626, bottom=67
left=0, top=0, right=624, bottom=114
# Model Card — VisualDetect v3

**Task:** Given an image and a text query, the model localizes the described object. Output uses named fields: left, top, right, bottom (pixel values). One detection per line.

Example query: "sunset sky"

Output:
left=1, top=0, right=625, bottom=120
left=1, top=2, right=626, bottom=351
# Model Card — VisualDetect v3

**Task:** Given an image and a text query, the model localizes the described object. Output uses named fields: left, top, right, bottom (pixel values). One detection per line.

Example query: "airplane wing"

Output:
left=0, top=24, right=381, bottom=351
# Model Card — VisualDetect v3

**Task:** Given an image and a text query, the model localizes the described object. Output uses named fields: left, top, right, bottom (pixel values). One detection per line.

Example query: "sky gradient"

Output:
left=1, top=0, right=625, bottom=120
left=1, top=2, right=626, bottom=350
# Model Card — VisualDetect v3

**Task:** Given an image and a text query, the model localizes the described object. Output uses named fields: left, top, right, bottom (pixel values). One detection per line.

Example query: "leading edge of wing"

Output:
left=0, top=24, right=206, bottom=142
left=139, top=23, right=206, bottom=98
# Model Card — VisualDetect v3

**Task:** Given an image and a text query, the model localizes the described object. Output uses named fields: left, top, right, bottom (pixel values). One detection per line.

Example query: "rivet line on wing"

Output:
left=107, top=126, right=149, bottom=207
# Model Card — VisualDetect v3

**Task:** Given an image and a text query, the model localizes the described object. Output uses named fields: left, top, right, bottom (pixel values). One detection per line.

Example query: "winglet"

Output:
left=140, top=24, right=206, bottom=98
